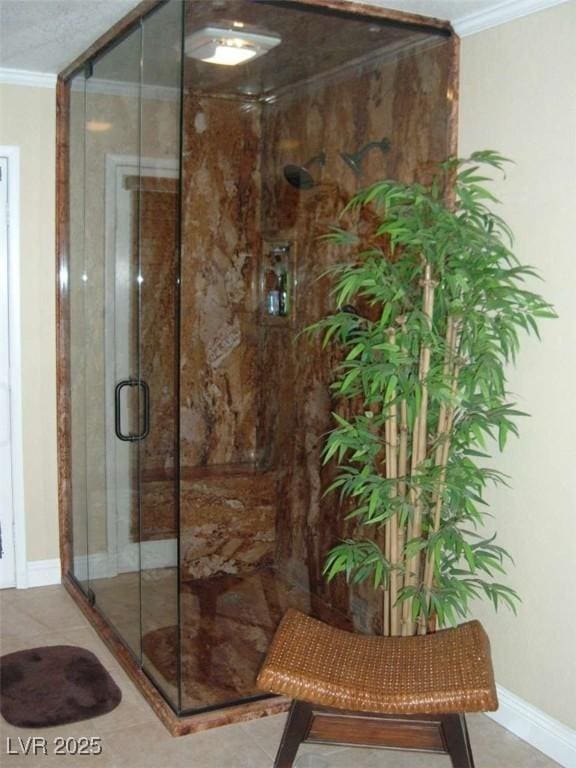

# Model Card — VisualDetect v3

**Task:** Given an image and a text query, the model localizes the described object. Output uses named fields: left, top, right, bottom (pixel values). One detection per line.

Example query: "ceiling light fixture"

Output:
left=86, top=120, right=112, bottom=133
left=184, top=25, right=281, bottom=67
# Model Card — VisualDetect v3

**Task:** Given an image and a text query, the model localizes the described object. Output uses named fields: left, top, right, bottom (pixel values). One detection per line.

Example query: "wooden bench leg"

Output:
left=274, top=700, right=313, bottom=768
left=442, top=714, right=475, bottom=768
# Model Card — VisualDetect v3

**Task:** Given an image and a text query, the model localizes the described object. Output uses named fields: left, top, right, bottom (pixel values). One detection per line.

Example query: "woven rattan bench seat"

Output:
left=257, top=609, right=498, bottom=715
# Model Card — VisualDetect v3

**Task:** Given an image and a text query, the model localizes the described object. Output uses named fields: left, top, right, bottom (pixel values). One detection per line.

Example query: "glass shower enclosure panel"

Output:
left=68, top=69, right=89, bottom=593
left=177, top=1, right=280, bottom=713
left=83, top=25, right=143, bottom=659
left=139, top=0, right=182, bottom=707
left=67, top=2, right=183, bottom=709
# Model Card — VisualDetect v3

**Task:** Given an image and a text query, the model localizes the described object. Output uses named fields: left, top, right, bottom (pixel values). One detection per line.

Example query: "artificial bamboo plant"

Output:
left=312, top=151, right=555, bottom=637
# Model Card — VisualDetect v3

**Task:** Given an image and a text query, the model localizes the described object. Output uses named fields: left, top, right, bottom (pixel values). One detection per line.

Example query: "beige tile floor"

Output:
left=0, top=585, right=560, bottom=768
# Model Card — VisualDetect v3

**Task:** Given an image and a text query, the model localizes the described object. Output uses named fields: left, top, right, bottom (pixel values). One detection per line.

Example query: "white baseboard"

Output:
left=25, top=558, right=61, bottom=588
left=120, top=539, right=177, bottom=573
left=74, top=540, right=177, bottom=581
left=489, top=684, right=576, bottom=768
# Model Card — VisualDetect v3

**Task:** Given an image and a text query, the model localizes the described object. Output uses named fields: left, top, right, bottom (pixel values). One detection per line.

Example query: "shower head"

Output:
left=283, top=164, right=315, bottom=189
left=283, top=151, right=326, bottom=190
left=340, top=138, right=391, bottom=177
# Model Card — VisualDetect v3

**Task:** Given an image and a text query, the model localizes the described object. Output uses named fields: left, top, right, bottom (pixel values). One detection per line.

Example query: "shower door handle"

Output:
left=114, top=378, right=150, bottom=442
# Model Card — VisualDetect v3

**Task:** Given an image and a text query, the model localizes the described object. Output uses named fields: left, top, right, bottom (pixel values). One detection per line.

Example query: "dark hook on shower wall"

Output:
left=340, top=137, right=391, bottom=176
left=283, top=151, right=326, bottom=190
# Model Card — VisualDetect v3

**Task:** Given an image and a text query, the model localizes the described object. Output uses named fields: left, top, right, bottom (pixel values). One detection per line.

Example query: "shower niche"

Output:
left=261, top=241, right=292, bottom=319
left=57, top=0, right=458, bottom=734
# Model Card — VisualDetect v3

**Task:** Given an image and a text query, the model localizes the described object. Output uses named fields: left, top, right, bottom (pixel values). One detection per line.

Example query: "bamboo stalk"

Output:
left=396, top=396, right=408, bottom=628
left=367, top=393, right=388, bottom=636
left=383, top=331, right=400, bottom=636
left=395, top=317, right=409, bottom=510
left=388, top=403, right=400, bottom=634
left=367, top=395, right=390, bottom=636
left=421, top=367, right=461, bottom=588
left=402, top=262, right=436, bottom=635
left=383, top=410, right=391, bottom=636
left=419, top=319, right=461, bottom=632
left=414, top=316, right=455, bottom=636
left=398, top=398, right=408, bottom=499
left=401, top=383, right=421, bottom=632
left=433, top=318, right=456, bottom=458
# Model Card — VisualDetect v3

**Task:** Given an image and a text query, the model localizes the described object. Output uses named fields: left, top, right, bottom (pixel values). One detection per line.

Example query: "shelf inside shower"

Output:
left=141, top=463, right=275, bottom=483
left=138, top=464, right=280, bottom=579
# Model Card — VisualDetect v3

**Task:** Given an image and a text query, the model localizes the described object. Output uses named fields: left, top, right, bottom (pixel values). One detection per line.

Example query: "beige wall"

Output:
left=459, top=2, right=576, bottom=730
left=0, top=83, right=59, bottom=563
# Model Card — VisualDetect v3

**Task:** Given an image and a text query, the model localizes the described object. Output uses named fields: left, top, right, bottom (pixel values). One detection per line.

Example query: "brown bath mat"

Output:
left=0, top=645, right=122, bottom=728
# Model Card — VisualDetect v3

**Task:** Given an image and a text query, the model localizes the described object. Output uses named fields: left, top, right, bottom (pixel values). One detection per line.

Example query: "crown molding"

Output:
left=0, top=68, right=177, bottom=101
left=455, top=0, right=573, bottom=36
left=0, top=68, right=57, bottom=88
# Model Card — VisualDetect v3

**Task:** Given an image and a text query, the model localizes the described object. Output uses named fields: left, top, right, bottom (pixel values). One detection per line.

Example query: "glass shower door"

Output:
left=83, top=25, right=143, bottom=659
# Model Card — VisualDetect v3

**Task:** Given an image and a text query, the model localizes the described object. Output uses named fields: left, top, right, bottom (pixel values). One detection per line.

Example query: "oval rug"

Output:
left=0, top=645, right=122, bottom=728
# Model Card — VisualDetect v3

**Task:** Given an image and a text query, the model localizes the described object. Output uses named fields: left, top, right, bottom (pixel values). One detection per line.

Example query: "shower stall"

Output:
left=56, top=0, right=458, bottom=734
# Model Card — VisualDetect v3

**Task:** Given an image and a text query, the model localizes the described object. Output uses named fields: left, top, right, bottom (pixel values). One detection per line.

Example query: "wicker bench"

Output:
left=257, top=609, right=498, bottom=768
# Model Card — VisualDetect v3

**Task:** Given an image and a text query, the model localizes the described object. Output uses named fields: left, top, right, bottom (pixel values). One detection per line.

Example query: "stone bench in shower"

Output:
left=140, top=464, right=278, bottom=580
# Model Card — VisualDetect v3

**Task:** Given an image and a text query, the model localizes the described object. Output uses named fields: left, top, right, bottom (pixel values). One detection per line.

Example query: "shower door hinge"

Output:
left=85, top=61, right=93, bottom=79
left=86, top=587, right=96, bottom=607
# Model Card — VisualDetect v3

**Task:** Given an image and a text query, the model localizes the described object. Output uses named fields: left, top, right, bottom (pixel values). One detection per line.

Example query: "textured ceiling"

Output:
left=0, top=1, right=567, bottom=75
left=0, top=0, right=139, bottom=72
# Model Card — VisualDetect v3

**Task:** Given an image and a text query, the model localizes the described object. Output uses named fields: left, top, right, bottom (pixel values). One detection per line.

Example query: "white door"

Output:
left=0, top=155, right=16, bottom=589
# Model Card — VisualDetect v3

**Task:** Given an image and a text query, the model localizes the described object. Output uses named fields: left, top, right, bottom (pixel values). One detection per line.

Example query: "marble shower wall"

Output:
left=260, top=39, right=455, bottom=632
left=179, top=93, right=279, bottom=577
left=180, top=93, right=262, bottom=469
left=179, top=466, right=277, bottom=580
